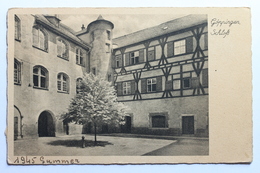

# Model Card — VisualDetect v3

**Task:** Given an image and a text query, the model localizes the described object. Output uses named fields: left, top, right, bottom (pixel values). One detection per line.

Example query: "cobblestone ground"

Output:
left=14, top=135, right=175, bottom=156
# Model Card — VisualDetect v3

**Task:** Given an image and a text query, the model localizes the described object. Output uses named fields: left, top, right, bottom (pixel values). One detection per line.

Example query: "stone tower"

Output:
left=86, top=15, right=114, bottom=79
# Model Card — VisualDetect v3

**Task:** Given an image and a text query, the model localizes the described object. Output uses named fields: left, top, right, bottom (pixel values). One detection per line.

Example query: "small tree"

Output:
left=61, top=73, right=128, bottom=144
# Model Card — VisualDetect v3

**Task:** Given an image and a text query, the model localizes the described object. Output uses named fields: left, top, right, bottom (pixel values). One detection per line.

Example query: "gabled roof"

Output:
left=34, top=14, right=91, bottom=50
left=113, top=14, right=207, bottom=49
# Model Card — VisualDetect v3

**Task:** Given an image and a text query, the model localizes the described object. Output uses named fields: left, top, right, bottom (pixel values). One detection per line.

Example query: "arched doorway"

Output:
left=14, top=106, right=22, bottom=140
left=38, top=111, right=55, bottom=137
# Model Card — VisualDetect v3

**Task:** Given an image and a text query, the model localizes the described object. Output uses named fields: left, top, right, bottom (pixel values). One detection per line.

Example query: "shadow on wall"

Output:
left=47, top=139, right=113, bottom=148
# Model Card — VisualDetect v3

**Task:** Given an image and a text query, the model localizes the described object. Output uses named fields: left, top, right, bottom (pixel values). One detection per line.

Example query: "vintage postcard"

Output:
left=7, top=7, right=252, bottom=164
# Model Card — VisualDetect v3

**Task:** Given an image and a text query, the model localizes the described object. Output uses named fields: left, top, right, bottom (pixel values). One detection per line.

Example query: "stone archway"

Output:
left=38, top=111, right=55, bottom=137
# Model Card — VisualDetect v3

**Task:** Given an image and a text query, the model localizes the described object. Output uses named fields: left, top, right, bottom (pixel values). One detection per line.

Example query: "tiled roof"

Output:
left=34, top=15, right=91, bottom=49
left=113, top=14, right=207, bottom=48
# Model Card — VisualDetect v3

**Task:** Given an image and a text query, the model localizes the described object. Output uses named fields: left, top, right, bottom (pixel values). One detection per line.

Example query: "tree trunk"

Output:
left=94, top=122, right=97, bottom=145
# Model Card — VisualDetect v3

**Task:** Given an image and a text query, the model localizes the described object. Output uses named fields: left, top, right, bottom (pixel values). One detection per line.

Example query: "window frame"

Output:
left=33, top=66, right=48, bottom=90
left=149, top=112, right=168, bottom=129
left=106, top=30, right=111, bottom=40
left=106, top=43, right=110, bottom=53
left=174, top=39, right=186, bottom=55
left=57, top=38, right=69, bottom=60
left=14, top=59, right=21, bottom=85
left=76, top=48, right=84, bottom=66
left=15, top=15, right=21, bottom=41
left=32, top=26, right=48, bottom=52
left=123, top=81, right=131, bottom=95
left=130, top=51, right=139, bottom=65
left=147, top=78, right=157, bottom=92
left=57, top=73, right=69, bottom=93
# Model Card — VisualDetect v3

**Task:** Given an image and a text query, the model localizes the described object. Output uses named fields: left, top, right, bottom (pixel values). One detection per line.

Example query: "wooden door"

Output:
left=182, top=116, right=194, bottom=134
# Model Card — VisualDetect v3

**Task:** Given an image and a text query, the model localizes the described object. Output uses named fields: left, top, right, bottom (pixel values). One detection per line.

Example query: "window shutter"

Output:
left=165, top=80, right=173, bottom=91
left=148, top=50, right=155, bottom=61
left=125, top=52, right=130, bottom=66
left=167, top=42, right=174, bottom=57
left=141, top=78, right=147, bottom=93
left=131, top=80, right=135, bottom=94
left=117, top=82, right=123, bottom=96
left=191, top=77, right=200, bottom=88
left=202, top=69, right=208, bottom=87
left=119, top=54, right=123, bottom=67
left=139, top=49, right=144, bottom=63
left=156, top=76, right=162, bottom=91
left=186, top=37, right=193, bottom=53
left=204, top=33, right=208, bottom=50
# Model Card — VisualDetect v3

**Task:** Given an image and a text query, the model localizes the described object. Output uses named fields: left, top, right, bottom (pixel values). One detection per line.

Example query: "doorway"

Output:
left=121, top=116, right=131, bottom=133
left=182, top=116, right=194, bottom=134
left=38, top=111, right=55, bottom=137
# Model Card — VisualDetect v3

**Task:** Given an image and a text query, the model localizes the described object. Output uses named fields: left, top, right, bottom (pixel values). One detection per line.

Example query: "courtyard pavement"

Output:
left=14, top=134, right=209, bottom=156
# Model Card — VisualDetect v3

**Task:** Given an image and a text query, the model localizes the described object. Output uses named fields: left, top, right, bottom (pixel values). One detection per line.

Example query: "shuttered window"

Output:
left=123, top=81, right=131, bottom=95
left=174, top=39, right=186, bottom=55
left=147, top=78, right=156, bottom=92
left=14, top=59, right=21, bottom=84
left=141, top=79, right=147, bottom=94
left=76, top=48, right=84, bottom=66
left=57, top=39, right=68, bottom=60
left=33, top=27, right=47, bottom=51
left=15, top=15, right=21, bottom=41
left=139, top=49, right=145, bottom=63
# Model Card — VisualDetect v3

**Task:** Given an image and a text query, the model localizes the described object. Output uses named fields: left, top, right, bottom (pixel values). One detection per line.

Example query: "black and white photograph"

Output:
left=8, top=7, right=251, bottom=164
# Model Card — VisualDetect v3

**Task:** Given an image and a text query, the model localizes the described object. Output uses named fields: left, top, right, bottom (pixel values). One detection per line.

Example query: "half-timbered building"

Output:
left=113, top=14, right=208, bottom=136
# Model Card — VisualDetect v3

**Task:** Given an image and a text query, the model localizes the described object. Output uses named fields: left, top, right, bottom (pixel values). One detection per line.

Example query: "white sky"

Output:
left=59, top=14, right=187, bottom=38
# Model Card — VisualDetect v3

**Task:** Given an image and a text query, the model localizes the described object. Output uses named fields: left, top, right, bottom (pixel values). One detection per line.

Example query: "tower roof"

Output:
left=97, top=15, right=104, bottom=20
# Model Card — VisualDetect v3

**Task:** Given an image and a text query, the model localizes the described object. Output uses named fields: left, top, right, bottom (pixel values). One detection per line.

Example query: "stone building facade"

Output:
left=13, top=14, right=208, bottom=139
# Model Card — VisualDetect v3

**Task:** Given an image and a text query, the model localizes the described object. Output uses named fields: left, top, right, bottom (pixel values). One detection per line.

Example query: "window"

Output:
left=174, top=39, right=186, bottom=55
left=57, top=73, right=69, bottom=93
left=183, top=78, right=191, bottom=89
left=33, top=27, right=47, bottom=51
left=76, top=78, right=83, bottom=94
left=152, top=115, right=166, bottom=128
left=57, top=39, right=68, bottom=59
left=106, top=43, right=110, bottom=53
left=123, top=82, right=131, bottom=95
left=15, top=15, right=21, bottom=41
left=147, top=78, right=156, bottom=92
left=107, top=30, right=111, bottom=40
left=33, top=66, right=48, bottom=89
left=76, top=48, right=84, bottom=66
left=14, top=59, right=21, bottom=84
left=130, top=51, right=139, bottom=65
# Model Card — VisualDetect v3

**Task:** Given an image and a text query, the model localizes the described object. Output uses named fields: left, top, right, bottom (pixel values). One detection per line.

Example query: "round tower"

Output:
left=87, top=15, right=114, bottom=78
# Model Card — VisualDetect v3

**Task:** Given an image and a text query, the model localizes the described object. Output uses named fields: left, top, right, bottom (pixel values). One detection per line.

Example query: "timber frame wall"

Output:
left=113, top=22, right=208, bottom=102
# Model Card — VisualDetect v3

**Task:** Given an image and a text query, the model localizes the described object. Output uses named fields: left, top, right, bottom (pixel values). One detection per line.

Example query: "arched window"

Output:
left=32, top=26, right=48, bottom=51
left=57, top=73, right=69, bottom=93
left=76, top=48, right=84, bottom=66
left=15, top=15, right=21, bottom=41
left=57, top=39, right=69, bottom=60
left=76, top=78, right=83, bottom=94
left=33, top=66, right=48, bottom=89
left=14, top=59, right=21, bottom=84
